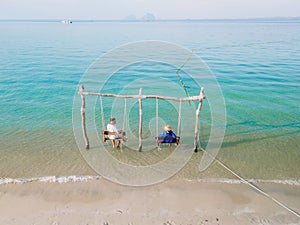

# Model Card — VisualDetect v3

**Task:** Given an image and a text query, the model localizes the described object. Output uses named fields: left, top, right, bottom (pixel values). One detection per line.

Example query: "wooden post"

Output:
left=194, top=88, right=205, bottom=152
left=79, top=85, right=90, bottom=149
left=138, top=88, right=143, bottom=152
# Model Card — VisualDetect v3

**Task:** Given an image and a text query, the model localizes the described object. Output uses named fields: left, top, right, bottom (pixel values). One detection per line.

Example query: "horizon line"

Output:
left=0, top=16, right=300, bottom=22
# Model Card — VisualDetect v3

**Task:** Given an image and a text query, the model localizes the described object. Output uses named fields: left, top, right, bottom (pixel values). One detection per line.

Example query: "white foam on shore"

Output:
left=186, top=178, right=300, bottom=186
left=0, top=175, right=101, bottom=185
left=0, top=176, right=299, bottom=186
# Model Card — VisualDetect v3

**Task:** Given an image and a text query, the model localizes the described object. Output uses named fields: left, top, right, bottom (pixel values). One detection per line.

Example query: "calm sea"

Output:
left=0, top=20, right=299, bottom=185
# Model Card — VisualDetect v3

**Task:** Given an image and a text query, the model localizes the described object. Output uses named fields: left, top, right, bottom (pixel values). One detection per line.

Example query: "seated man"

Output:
left=157, top=124, right=177, bottom=144
left=107, top=118, right=123, bottom=148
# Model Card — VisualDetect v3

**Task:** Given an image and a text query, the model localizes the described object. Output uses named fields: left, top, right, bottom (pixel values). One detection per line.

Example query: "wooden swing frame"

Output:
left=78, top=85, right=205, bottom=152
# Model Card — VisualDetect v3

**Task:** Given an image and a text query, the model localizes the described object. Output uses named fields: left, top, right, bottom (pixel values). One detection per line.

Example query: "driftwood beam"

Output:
left=77, top=91, right=203, bottom=102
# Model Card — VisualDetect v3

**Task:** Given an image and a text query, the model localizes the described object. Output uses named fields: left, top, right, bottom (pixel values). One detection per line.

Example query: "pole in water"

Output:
left=193, top=87, right=205, bottom=152
left=79, top=85, right=90, bottom=149
left=138, top=88, right=143, bottom=152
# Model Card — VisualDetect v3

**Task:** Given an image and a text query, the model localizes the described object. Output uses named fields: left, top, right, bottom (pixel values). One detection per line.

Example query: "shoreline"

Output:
left=0, top=178, right=299, bottom=225
left=1, top=175, right=300, bottom=186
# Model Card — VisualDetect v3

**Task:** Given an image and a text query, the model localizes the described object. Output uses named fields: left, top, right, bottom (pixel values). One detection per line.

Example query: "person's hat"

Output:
left=164, top=124, right=172, bottom=131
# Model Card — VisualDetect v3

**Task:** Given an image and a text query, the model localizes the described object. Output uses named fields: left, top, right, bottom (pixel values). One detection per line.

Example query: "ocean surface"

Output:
left=0, top=20, right=299, bottom=187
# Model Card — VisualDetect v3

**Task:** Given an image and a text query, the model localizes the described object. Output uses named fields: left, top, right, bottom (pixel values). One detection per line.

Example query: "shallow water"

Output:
left=0, top=20, right=299, bottom=184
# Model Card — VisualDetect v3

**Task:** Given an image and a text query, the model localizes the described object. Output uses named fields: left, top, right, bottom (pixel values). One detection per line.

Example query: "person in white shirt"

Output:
left=107, top=118, right=122, bottom=148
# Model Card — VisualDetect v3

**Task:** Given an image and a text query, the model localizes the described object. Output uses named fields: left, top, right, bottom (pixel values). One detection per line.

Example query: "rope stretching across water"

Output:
left=200, top=148, right=300, bottom=218
left=184, top=40, right=298, bottom=217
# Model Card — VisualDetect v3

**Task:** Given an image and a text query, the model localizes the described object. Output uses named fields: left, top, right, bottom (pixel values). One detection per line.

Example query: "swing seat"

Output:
left=156, top=136, right=180, bottom=146
left=102, top=130, right=126, bottom=142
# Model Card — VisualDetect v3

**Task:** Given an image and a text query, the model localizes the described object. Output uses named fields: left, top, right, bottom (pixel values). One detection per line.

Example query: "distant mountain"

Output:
left=124, top=14, right=137, bottom=21
left=123, top=13, right=156, bottom=21
left=140, top=13, right=156, bottom=21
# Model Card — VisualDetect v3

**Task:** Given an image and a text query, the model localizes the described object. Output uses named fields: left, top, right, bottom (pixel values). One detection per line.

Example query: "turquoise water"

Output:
left=0, top=20, right=299, bottom=182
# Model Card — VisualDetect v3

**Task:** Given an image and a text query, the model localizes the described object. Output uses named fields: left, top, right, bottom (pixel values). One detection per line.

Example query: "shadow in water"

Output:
left=221, top=120, right=300, bottom=148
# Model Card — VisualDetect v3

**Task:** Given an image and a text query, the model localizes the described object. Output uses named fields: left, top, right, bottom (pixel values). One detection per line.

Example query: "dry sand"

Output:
left=0, top=179, right=299, bottom=225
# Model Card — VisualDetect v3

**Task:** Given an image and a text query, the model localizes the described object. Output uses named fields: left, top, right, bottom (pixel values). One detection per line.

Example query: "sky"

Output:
left=0, top=0, right=299, bottom=20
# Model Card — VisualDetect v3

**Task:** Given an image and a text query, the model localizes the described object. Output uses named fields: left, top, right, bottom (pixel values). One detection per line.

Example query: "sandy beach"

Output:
left=0, top=178, right=299, bottom=225
left=1, top=15, right=300, bottom=225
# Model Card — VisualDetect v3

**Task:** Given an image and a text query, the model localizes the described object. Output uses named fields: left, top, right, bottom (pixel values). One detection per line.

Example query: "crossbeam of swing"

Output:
left=78, top=91, right=203, bottom=102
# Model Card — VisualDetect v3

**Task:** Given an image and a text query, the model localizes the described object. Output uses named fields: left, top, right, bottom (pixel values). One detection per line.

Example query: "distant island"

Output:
left=124, top=13, right=156, bottom=21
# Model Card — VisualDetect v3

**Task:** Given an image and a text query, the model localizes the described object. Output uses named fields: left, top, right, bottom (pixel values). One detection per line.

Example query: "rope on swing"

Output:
left=156, top=97, right=159, bottom=138
left=100, top=96, right=105, bottom=130
left=119, top=98, right=127, bottom=152
left=177, top=99, right=182, bottom=135
left=122, top=98, right=127, bottom=132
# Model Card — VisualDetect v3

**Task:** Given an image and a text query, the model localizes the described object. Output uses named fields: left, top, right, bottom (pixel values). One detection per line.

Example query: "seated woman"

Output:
left=157, top=124, right=177, bottom=144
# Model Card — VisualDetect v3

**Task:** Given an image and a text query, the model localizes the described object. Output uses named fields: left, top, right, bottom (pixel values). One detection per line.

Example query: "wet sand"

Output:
left=0, top=179, right=299, bottom=225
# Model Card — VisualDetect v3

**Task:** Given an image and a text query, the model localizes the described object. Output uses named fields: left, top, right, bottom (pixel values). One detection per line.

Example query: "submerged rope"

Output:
left=176, top=50, right=194, bottom=98
left=192, top=40, right=294, bottom=216
left=201, top=148, right=300, bottom=218
left=176, top=40, right=283, bottom=98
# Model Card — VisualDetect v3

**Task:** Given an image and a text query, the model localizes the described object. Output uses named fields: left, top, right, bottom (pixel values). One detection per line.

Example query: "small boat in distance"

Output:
left=61, top=20, right=73, bottom=24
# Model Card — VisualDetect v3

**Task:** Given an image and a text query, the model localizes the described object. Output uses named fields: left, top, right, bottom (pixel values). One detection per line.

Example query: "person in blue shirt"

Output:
left=157, top=124, right=177, bottom=144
